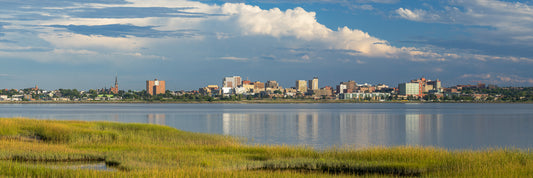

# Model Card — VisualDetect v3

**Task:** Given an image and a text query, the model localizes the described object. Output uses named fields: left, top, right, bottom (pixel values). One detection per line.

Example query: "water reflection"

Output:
left=1, top=103, right=532, bottom=149
left=219, top=111, right=449, bottom=148
left=339, top=112, right=403, bottom=147
left=405, top=113, right=443, bottom=146
left=220, top=112, right=405, bottom=148
left=147, top=114, right=166, bottom=125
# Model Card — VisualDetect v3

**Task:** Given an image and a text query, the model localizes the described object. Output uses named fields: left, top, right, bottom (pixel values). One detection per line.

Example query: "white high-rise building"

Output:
left=398, top=83, right=419, bottom=96
left=309, top=77, right=318, bottom=90
left=223, top=76, right=242, bottom=89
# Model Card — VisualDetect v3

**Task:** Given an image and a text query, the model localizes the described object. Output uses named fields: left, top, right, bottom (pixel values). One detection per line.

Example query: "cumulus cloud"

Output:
left=195, top=0, right=399, bottom=4
left=0, top=0, right=527, bottom=65
left=217, top=3, right=443, bottom=60
left=0, top=0, right=449, bottom=64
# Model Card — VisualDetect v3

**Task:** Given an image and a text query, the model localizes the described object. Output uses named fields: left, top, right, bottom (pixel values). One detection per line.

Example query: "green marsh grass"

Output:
left=1, top=118, right=532, bottom=177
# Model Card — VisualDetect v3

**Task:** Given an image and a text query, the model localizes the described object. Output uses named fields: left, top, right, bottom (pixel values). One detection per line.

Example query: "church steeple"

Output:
left=111, top=74, right=119, bottom=94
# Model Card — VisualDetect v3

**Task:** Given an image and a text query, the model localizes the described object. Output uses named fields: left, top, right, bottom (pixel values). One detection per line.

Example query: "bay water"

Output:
left=1, top=103, right=532, bottom=149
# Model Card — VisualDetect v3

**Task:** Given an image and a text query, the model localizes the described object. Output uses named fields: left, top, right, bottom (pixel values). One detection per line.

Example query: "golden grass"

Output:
left=0, top=118, right=532, bottom=177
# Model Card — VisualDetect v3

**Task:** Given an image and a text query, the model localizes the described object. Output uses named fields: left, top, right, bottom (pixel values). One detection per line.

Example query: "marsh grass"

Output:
left=1, top=118, right=532, bottom=177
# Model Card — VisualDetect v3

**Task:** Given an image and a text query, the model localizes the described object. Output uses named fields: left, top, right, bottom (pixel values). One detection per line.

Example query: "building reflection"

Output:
left=218, top=111, right=444, bottom=148
left=405, top=113, right=443, bottom=146
left=223, top=113, right=252, bottom=136
left=147, top=114, right=166, bottom=125
left=339, top=112, right=400, bottom=147
left=221, top=112, right=322, bottom=146
left=297, top=112, right=319, bottom=142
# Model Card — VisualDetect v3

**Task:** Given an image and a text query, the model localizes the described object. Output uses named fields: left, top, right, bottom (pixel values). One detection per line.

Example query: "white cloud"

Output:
left=470, top=54, right=533, bottom=63
left=218, top=3, right=442, bottom=60
left=219, top=56, right=248, bottom=61
left=220, top=4, right=331, bottom=40
left=301, top=55, right=310, bottom=60
left=39, top=32, right=142, bottom=52
left=396, top=7, right=441, bottom=22
left=461, top=73, right=491, bottom=79
left=0, top=0, right=515, bottom=65
left=397, top=0, right=533, bottom=40
left=396, top=8, right=424, bottom=21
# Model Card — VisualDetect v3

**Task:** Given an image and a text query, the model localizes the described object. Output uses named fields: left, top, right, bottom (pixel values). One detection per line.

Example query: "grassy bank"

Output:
left=0, top=118, right=532, bottom=177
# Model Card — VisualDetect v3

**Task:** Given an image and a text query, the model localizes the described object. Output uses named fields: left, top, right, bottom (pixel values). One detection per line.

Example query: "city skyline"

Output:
left=1, top=0, right=533, bottom=90
left=0, top=74, right=517, bottom=92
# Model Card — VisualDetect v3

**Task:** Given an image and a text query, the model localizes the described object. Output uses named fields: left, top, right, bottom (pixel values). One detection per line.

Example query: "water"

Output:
left=24, top=161, right=114, bottom=171
left=1, top=103, right=532, bottom=149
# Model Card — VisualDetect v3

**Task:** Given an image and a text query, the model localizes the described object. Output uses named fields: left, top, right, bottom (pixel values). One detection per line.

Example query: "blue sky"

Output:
left=1, top=0, right=533, bottom=90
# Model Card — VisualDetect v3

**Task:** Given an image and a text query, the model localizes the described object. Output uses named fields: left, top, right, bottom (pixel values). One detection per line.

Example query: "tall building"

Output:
left=266, top=80, right=279, bottom=89
left=409, top=77, right=443, bottom=96
left=337, top=84, right=347, bottom=94
left=427, top=79, right=442, bottom=91
left=146, top=79, right=166, bottom=95
left=398, top=83, right=419, bottom=96
left=223, top=76, right=242, bottom=88
left=110, top=76, right=119, bottom=94
left=309, top=77, right=318, bottom=90
left=341, top=80, right=357, bottom=91
left=296, top=80, right=308, bottom=93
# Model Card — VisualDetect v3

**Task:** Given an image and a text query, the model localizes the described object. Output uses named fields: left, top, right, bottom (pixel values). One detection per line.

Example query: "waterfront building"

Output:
left=222, top=87, right=233, bottom=95
left=340, top=92, right=391, bottom=100
left=266, top=80, right=279, bottom=89
left=296, top=80, right=308, bottom=93
left=341, top=80, right=357, bottom=91
left=427, top=79, right=443, bottom=92
left=110, top=76, right=119, bottom=94
left=398, top=83, right=419, bottom=96
left=199, top=85, right=219, bottom=95
left=336, top=84, right=347, bottom=94
left=311, top=87, right=333, bottom=96
left=407, top=77, right=443, bottom=97
left=253, top=81, right=265, bottom=92
left=223, top=76, right=242, bottom=88
left=284, top=88, right=297, bottom=97
left=376, top=84, right=389, bottom=91
left=242, top=83, right=254, bottom=92
left=207, top=85, right=219, bottom=90
left=146, top=79, right=166, bottom=95
left=309, top=77, right=318, bottom=91
left=235, top=87, right=247, bottom=94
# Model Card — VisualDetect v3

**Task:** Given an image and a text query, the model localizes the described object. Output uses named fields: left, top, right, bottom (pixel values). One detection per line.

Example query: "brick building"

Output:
left=146, top=79, right=166, bottom=95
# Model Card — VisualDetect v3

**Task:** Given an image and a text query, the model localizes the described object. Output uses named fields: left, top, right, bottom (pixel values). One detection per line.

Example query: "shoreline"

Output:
left=1, top=100, right=532, bottom=104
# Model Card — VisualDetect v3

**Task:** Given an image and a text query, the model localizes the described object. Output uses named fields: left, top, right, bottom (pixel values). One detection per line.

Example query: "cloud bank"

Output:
left=396, top=0, right=533, bottom=61
left=0, top=0, right=532, bottom=88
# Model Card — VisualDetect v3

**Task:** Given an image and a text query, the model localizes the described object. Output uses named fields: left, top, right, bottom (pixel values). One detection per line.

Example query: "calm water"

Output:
left=1, top=103, right=532, bottom=149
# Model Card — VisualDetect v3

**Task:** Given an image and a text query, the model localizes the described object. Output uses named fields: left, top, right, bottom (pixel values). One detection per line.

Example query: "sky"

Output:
left=1, top=0, right=533, bottom=90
